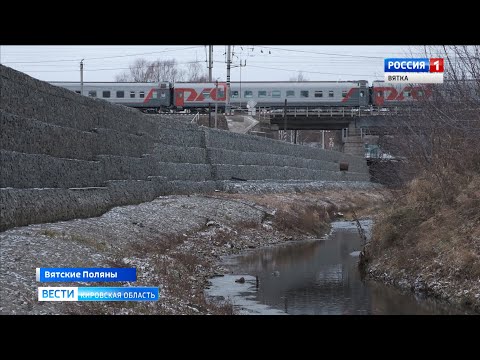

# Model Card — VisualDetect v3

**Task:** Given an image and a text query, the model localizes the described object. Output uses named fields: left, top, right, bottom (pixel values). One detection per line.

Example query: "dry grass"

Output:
left=215, top=190, right=390, bottom=238
left=367, top=172, right=480, bottom=283
left=273, top=203, right=330, bottom=236
left=372, top=206, right=425, bottom=249
left=48, top=190, right=388, bottom=315
left=218, top=190, right=389, bottom=219
left=38, top=229, right=59, bottom=238
left=67, top=229, right=236, bottom=315
left=68, top=233, right=108, bottom=251
left=211, top=229, right=234, bottom=247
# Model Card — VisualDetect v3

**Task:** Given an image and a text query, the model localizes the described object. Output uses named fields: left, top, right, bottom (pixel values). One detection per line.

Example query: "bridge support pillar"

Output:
left=343, top=121, right=364, bottom=157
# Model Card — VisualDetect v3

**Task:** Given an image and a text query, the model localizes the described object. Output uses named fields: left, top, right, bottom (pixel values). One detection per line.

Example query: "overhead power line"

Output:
left=256, top=46, right=460, bottom=61
left=2, top=46, right=203, bottom=64
left=214, top=61, right=376, bottom=77
left=258, top=46, right=386, bottom=59
left=11, top=60, right=206, bottom=72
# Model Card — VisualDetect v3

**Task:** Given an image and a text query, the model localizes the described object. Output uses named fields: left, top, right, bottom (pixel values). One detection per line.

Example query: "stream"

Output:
left=206, top=220, right=473, bottom=315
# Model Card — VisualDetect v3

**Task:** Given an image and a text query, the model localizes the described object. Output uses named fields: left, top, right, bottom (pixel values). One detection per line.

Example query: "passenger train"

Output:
left=50, top=80, right=432, bottom=113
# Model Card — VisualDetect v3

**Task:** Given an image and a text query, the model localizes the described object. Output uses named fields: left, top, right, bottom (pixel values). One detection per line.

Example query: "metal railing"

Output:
left=267, top=106, right=416, bottom=118
left=191, top=112, right=200, bottom=124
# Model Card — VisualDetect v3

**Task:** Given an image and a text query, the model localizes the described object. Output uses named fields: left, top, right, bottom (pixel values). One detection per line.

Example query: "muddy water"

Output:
left=206, top=220, right=473, bottom=315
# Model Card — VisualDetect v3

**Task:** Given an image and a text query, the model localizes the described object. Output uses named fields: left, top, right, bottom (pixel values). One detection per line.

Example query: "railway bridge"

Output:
left=266, top=106, right=414, bottom=130
left=260, top=106, right=416, bottom=157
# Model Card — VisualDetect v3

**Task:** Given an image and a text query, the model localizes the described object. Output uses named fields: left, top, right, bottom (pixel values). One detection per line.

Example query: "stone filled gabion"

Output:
left=0, top=64, right=370, bottom=231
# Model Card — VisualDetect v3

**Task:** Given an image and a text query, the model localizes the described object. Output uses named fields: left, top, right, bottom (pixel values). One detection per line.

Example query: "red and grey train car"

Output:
left=371, top=80, right=432, bottom=106
left=51, top=80, right=432, bottom=112
left=50, top=81, right=173, bottom=111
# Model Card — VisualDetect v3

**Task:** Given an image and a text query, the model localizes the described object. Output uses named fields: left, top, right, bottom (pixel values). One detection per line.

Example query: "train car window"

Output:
left=139, top=91, right=145, bottom=98
left=130, top=91, right=136, bottom=98
left=314, top=91, right=323, bottom=98
left=417, top=90, right=424, bottom=96
left=377, top=92, right=383, bottom=97
left=244, top=90, right=253, bottom=98
left=300, top=91, right=309, bottom=98
left=88, top=91, right=97, bottom=97
left=342, top=90, right=347, bottom=98
left=272, top=90, right=281, bottom=98
left=286, top=90, right=295, bottom=97
left=328, top=91, right=334, bottom=98
left=117, top=91, right=125, bottom=98
left=404, top=91, right=411, bottom=97
left=231, top=90, right=239, bottom=98
left=218, top=89, right=225, bottom=98
left=102, top=91, right=111, bottom=98
left=160, top=92, right=166, bottom=98
left=258, top=91, right=267, bottom=98
left=152, top=91, right=158, bottom=99
left=360, top=91, right=365, bottom=97
left=202, top=90, right=210, bottom=99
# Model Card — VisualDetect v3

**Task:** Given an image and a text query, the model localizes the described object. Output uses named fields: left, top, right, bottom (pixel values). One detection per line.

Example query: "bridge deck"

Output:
left=267, top=106, right=419, bottom=118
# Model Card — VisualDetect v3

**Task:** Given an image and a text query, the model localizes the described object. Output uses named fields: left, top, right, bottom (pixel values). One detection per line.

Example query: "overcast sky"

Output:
left=0, top=45, right=424, bottom=83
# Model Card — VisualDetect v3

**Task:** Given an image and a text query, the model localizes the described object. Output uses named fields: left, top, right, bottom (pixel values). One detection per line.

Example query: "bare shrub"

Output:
left=38, top=229, right=59, bottom=238
left=380, top=46, right=480, bottom=200
left=273, top=204, right=329, bottom=236
left=123, top=233, right=185, bottom=257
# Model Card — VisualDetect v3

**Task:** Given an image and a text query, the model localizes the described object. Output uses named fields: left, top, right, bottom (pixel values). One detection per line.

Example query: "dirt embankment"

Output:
left=360, top=175, right=480, bottom=313
left=0, top=186, right=386, bottom=315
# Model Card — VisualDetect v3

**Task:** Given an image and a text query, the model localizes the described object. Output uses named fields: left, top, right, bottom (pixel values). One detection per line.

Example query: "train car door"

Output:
left=175, top=89, right=184, bottom=107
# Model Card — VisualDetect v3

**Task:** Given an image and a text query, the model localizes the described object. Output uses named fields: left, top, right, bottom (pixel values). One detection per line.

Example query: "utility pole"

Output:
left=208, top=45, right=213, bottom=81
left=229, top=58, right=247, bottom=111
left=80, top=59, right=84, bottom=96
left=238, top=59, right=246, bottom=110
left=208, top=46, right=213, bottom=127
left=215, top=80, right=218, bottom=128
left=226, top=45, right=231, bottom=115
left=283, top=99, right=287, bottom=142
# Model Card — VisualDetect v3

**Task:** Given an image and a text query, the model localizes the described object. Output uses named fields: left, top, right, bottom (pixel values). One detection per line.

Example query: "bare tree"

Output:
left=289, top=71, right=309, bottom=82
left=150, top=59, right=185, bottom=83
left=115, top=58, right=153, bottom=82
left=186, top=62, right=208, bottom=82
left=115, top=58, right=186, bottom=83
left=375, top=45, right=480, bottom=201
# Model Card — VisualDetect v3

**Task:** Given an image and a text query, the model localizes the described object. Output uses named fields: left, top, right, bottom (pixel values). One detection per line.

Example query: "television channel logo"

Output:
left=384, top=58, right=444, bottom=83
